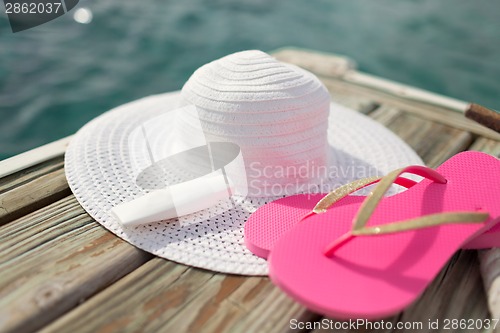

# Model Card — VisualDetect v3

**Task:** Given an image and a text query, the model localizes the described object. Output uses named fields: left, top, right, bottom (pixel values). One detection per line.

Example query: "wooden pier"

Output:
left=0, top=48, right=499, bottom=333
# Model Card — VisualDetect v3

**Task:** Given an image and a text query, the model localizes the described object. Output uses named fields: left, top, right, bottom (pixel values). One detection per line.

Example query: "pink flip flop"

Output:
left=267, top=151, right=500, bottom=319
left=245, top=151, right=500, bottom=258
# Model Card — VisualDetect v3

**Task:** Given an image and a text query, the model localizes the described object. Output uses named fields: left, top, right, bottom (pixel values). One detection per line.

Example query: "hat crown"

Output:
left=181, top=50, right=330, bottom=113
left=180, top=50, right=331, bottom=197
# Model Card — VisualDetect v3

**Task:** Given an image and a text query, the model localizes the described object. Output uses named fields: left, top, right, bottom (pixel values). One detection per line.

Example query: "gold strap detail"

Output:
left=353, top=212, right=489, bottom=236
left=310, top=173, right=420, bottom=217
left=352, top=165, right=447, bottom=232
left=312, top=177, right=380, bottom=214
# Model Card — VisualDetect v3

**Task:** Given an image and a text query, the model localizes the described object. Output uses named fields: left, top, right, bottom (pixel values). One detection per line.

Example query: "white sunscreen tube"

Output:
left=111, top=174, right=231, bottom=227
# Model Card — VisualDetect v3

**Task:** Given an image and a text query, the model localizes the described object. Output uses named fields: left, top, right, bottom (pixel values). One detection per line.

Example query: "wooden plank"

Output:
left=0, top=136, right=71, bottom=179
left=479, top=248, right=500, bottom=322
left=273, top=50, right=378, bottom=115
left=163, top=276, right=319, bottom=333
left=469, top=137, right=500, bottom=157
left=320, top=76, right=500, bottom=141
left=273, top=47, right=355, bottom=78
left=369, top=105, right=402, bottom=126
left=39, top=260, right=207, bottom=333
left=223, top=285, right=320, bottom=333
left=40, top=261, right=318, bottom=333
left=159, top=274, right=252, bottom=333
left=369, top=106, right=473, bottom=167
left=0, top=167, right=71, bottom=226
left=0, top=196, right=152, bottom=333
left=344, top=70, right=468, bottom=113
left=0, top=196, right=85, bottom=263
left=0, top=156, right=64, bottom=194
left=332, top=93, right=379, bottom=115
left=399, top=251, right=488, bottom=331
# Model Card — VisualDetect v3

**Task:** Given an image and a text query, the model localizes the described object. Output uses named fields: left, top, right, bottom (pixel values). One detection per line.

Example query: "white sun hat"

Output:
left=65, top=50, right=423, bottom=275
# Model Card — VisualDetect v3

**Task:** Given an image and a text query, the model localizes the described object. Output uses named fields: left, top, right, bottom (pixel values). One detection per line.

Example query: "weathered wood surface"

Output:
left=0, top=195, right=153, bottom=333
left=0, top=48, right=499, bottom=333
left=0, top=136, right=71, bottom=179
left=0, top=156, right=71, bottom=226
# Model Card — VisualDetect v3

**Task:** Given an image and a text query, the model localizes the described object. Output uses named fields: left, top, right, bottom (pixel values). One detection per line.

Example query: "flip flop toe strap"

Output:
left=322, top=165, right=490, bottom=257
left=301, top=174, right=419, bottom=222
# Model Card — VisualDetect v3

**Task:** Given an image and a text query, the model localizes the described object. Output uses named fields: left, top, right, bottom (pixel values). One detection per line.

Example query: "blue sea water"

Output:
left=0, top=0, right=499, bottom=160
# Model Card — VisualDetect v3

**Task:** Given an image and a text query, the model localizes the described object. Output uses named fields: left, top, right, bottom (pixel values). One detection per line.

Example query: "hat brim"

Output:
left=65, top=91, right=423, bottom=275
